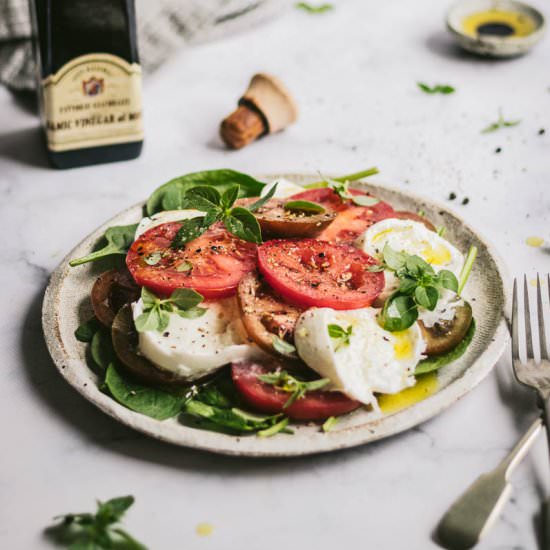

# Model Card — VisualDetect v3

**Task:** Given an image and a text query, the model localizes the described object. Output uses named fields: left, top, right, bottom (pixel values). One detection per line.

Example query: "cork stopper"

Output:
left=220, top=73, right=298, bottom=149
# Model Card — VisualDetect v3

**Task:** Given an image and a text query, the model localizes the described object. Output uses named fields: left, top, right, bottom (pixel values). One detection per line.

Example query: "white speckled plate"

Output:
left=42, top=174, right=509, bottom=457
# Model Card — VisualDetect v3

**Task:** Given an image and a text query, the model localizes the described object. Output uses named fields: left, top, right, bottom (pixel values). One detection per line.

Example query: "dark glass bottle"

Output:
left=31, top=0, right=143, bottom=169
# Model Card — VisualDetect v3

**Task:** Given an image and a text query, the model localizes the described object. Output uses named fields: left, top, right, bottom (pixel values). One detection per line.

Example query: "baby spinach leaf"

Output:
left=69, top=224, right=138, bottom=267
left=146, top=170, right=265, bottom=215
left=415, top=320, right=476, bottom=375
left=75, top=317, right=101, bottom=343
left=104, top=363, right=185, bottom=420
left=91, top=328, right=116, bottom=371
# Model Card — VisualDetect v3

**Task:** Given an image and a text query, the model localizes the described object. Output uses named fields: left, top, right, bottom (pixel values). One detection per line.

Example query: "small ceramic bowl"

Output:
left=447, top=0, right=546, bottom=57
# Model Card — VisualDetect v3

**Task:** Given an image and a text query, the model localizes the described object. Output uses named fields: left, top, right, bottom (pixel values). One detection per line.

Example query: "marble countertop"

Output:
left=1, top=0, right=549, bottom=548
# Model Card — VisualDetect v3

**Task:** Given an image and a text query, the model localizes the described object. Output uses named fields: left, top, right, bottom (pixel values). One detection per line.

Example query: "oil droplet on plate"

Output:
left=196, top=523, right=214, bottom=537
left=378, top=372, right=438, bottom=415
left=526, top=236, right=544, bottom=247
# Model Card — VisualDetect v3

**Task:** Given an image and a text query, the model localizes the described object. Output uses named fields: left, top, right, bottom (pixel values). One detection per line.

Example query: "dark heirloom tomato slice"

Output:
left=232, top=361, right=360, bottom=421
left=290, top=188, right=395, bottom=244
left=126, top=222, right=257, bottom=299
left=257, top=239, right=384, bottom=310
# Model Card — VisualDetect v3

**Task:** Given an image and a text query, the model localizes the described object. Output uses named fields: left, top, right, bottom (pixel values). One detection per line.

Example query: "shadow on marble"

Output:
left=0, top=126, right=49, bottom=168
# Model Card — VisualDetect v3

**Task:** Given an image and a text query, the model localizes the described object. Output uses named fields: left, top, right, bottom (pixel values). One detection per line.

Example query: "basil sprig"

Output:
left=377, top=244, right=459, bottom=332
left=45, top=495, right=147, bottom=550
left=323, top=175, right=381, bottom=207
left=171, top=183, right=278, bottom=248
left=284, top=200, right=325, bottom=214
left=417, top=82, right=455, bottom=95
left=69, top=223, right=138, bottom=267
left=134, top=287, right=206, bottom=333
left=257, top=370, right=330, bottom=408
left=327, top=323, right=353, bottom=351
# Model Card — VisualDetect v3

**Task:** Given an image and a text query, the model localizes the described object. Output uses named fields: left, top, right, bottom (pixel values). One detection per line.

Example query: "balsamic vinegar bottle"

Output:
left=31, top=0, right=143, bottom=169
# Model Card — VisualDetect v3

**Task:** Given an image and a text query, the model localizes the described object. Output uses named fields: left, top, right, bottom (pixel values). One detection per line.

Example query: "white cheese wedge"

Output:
left=261, top=178, right=305, bottom=199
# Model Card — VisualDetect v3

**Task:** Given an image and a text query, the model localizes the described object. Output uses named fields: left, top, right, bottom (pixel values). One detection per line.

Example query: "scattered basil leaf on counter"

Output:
left=45, top=494, right=147, bottom=550
left=91, top=328, right=116, bottom=371
left=284, top=200, right=326, bottom=214
left=146, top=169, right=265, bottom=215
left=327, top=323, right=353, bottom=351
left=296, top=2, right=334, bottom=13
left=75, top=317, right=101, bottom=342
left=417, top=83, right=455, bottom=94
left=69, top=223, right=139, bottom=267
left=134, top=287, right=206, bottom=333
left=257, top=370, right=330, bottom=408
left=272, top=335, right=297, bottom=356
left=415, top=319, right=476, bottom=375
left=105, top=363, right=185, bottom=420
left=481, top=109, right=521, bottom=133
left=322, top=416, right=339, bottom=432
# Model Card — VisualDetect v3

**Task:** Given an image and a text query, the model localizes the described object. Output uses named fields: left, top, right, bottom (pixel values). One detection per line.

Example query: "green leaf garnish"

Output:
left=224, top=206, right=263, bottom=244
left=258, top=417, right=292, bottom=438
left=481, top=109, right=521, bottom=133
left=417, top=82, right=455, bottom=95
left=322, top=416, right=339, bottom=432
left=146, top=169, right=265, bottom=216
left=247, top=182, right=278, bottom=212
left=176, top=260, right=193, bottom=272
left=91, top=328, right=116, bottom=371
left=134, top=287, right=206, bottom=333
left=45, top=494, right=147, bottom=550
left=74, top=317, right=101, bottom=343
left=69, top=223, right=138, bottom=267
left=458, top=245, right=478, bottom=295
left=144, top=251, right=162, bottom=266
left=257, top=370, right=330, bottom=408
left=304, top=167, right=379, bottom=189
left=284, top=200, right=326, bottom=214
left=272, top=335, right=297, bottom=356
left=327, top=323, right=353, bottom=351
left=296, top=2, right=334, bottom=13
left=170, top=216, right=210, bottom=249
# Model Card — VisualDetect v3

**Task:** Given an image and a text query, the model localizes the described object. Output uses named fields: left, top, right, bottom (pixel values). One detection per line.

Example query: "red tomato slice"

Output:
left=257, top=238, right=384, bottom=309
left=290, top=188, right=395, bottom=244
left=126, top=222, right=257, bottom=299
left=232, top=361, right=360, bottom=421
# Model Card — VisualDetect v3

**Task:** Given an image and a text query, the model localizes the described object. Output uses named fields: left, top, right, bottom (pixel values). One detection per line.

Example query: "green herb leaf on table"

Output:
left=134, top=287, right=206, bottom=333
left=417, top=83, right=455, bottom=94
left=257, top=370, right=330, bottom=409
left=415, top=319, right=476, bottom=375
left=481, top=109, right=521, bottom=134
left=284, top=200, right=326, bottom=214
left=75, top=317, right=101, bottom=343
left=327, top=323, right=353, bottom=351
left=296, top=2, right=334, bottom=13
left=45, top=494, right=147, bottom=550
left=105, top=363, right=185, bottom=420
left=69, top=223, right=138, bottom=267
left=146, top=169, right=265, bottom=215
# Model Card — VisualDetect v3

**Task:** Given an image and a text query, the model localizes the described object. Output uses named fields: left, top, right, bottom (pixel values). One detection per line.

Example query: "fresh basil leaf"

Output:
left=417, top=83, right=455, bottom=94
left=105, top=363, right=184, bottom=420
left=91, top=328, right=116, bottom=371
left=134, top=309, right=161, bottom=333
left=224, top=207, right=263, bottom=244
left=75, top=317, right=101, bottom=343
left=415, top=285, right=439, bottom=311
left=220, top=185, right=240, bottom=210
left=350, top=195, right=380, bottom=207
left=382, top=244, right=406, bottom=271
left=69, top=223, right=138, bottom=267
left=437, top=269, right=459, bottom=292
left=143, top=251, right=162, bottom=266
left=296, top=2, right=334, bottom=13
left=146, top=170, right=265, bottom=215
left=327, top=324, right=346, bottom=338
left=141, top=287, right=159, bottom=308
left=175, top=306, right=207, bottom=319
left=96, top=496, right=134, bottom=524
left=257, top=417, right=291, bottom=438
left=175, top=260, right=193, bottom=272
left=415, top=319, right=475, bottom=375
left=157, top=310, right=170, bottom=333
left=284, top=200, right=326, bottom=214
left=247, top=182, right=278, bottom=212
left=367, top=264, right=385, bottom=273
left=381, top=294, right=418, bottom=331
left=182, top=185, right=222, bottom=211
left=272, top=335, right=296, bottom=355
left=322, top=416, right=338, bottom=432
left=169, top=288, right=203, bottom=310
left=404, top=254, right=432, bottom=277
left=171, top=216, right=209, bottom=248
left=399, top=277, right=417, bottom=295
left=110, top=527, right=148, bottom=550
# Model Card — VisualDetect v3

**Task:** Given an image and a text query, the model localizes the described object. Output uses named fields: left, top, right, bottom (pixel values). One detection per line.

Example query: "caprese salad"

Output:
left=71, top=169, right=477, bottom=436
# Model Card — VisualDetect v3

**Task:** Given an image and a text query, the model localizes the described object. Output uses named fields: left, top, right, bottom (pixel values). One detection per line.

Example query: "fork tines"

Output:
left=512, top=274, right=550, bottom=366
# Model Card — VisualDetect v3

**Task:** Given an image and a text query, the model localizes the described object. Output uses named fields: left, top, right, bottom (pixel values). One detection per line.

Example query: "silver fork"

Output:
left=512, top=274, right=550, bottom=450
left=437, top=274, right=549, bottom=549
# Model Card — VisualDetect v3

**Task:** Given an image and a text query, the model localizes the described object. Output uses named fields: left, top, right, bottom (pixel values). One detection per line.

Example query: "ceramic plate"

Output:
left=42, top=174, right=509, bottom=457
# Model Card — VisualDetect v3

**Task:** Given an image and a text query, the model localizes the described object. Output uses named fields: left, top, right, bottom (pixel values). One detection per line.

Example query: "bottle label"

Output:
left=42, top=53, right=143, bottom=152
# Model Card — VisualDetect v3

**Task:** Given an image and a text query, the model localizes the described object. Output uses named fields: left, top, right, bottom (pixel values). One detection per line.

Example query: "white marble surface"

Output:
left=1, top=0, right=549, bottom=548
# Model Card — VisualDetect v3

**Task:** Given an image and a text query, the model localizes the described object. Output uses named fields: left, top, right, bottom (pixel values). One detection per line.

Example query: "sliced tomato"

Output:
left=257, top=238, right=384, bottom=309
left=126, top=222, right=257, bottom=299
left=232, top=361, right=360, bottom=421
left=290, top=188, right=394, bottom=244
